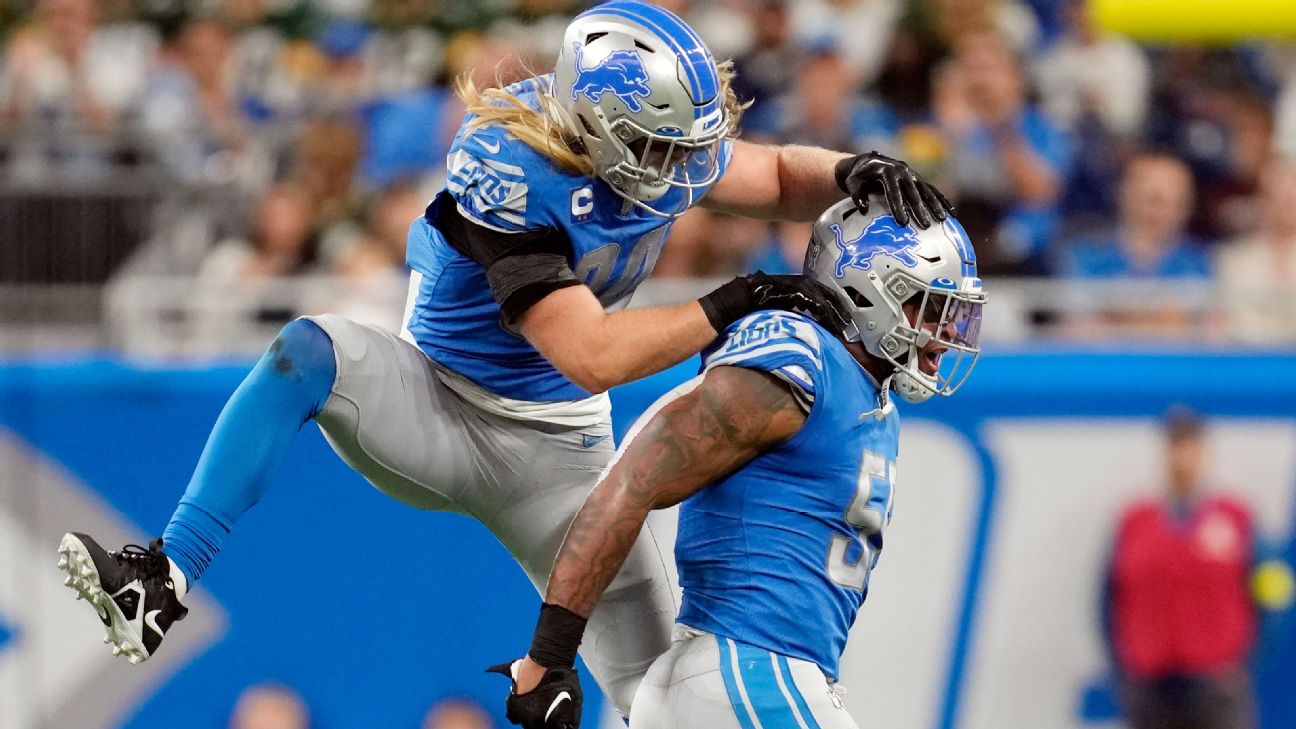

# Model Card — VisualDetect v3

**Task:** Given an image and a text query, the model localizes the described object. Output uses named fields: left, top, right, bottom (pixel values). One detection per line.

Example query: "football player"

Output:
left=55, top=1, right=951, bottom=716
left=494, top=197, right=984, bottom=729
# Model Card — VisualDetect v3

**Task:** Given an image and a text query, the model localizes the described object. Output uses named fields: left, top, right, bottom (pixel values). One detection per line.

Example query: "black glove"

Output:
left=488, top=659, right=584, bottom=729
left=699, top=271, right=851, bottom=335
left=834, top=151, right=953, bottom=229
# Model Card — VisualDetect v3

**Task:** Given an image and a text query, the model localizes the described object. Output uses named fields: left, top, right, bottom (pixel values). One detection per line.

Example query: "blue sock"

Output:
left=162, top=319, right=336, bottom=585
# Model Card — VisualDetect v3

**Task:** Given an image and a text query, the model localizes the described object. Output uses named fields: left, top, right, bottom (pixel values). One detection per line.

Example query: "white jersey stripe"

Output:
left=481, top=157, right=527, bottom=177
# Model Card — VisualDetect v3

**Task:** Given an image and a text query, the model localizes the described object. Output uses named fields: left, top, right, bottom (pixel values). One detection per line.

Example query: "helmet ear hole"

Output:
left=584, top=32, right=607, bottom=44
left=843, top=286, right=874, bottom=309
left=577, top=114, right=600, bottom=138
left=634, top=39, right=653, bottom=52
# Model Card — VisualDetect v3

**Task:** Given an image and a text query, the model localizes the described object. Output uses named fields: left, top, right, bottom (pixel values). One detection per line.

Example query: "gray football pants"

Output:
left=630, top=626, right=859, bottom=729
left=304, top=314, right=677, bottom=714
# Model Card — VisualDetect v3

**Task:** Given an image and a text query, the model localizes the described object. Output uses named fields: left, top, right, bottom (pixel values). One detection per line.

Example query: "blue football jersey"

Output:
left=675, top=311, right=900, bottom=679
left=404, top=73, right=734, bottom=402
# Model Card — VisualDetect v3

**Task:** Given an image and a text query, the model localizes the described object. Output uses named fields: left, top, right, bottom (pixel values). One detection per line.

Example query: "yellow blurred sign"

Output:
left=1092, top=0, right=1296, bottom=42
left=1252, top=559, right=1296, bottom=612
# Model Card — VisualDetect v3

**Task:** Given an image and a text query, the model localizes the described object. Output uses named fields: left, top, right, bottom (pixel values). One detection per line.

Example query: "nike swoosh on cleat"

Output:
left=581, top=434, right=609, bottom=449
left=545, top=691, right=572, bottom=723
left=144, top=609, right=165, bottom=639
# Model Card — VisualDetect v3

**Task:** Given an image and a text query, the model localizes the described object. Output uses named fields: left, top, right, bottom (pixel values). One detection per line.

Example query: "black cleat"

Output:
left=56, top=532, right=188, bottom=664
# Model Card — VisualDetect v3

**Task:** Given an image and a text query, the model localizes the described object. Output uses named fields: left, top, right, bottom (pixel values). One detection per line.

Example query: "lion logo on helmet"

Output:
left=831, top=216, right=922, bottom=277
left=570, top=43, right=652, bottom=113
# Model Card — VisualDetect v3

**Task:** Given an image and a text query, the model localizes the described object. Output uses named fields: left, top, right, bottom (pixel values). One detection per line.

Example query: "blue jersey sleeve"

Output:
left=445, top=127, right=542, bottom=233
left=700, top=311, right=825, bottom=413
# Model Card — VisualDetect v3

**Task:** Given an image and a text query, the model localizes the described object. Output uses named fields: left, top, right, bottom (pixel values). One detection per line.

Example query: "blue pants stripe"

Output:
left=716, top=636, right=759, bottom=729
left=735, top=641, right=806, bottom=727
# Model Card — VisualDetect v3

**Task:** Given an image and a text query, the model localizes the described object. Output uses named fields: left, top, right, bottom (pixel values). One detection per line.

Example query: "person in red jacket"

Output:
left=1105, top=408, right=1257, bottom=729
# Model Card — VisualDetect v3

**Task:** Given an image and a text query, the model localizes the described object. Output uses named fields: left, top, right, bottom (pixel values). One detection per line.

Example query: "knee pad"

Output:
left=270, top=319, right=335, bottom=379
left=264, top=319, right=337, bottom=413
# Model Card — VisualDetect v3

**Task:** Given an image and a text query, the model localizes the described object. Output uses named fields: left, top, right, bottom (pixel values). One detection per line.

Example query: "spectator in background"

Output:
left=730, top=0, right=800, bottom=136
left=290, top=120, right=364, bottom=242
left=866, top=27, right=950, bottom=179
left=442, top=29, right=534, bottom=93
left=358, top=84, right=458, bottom=190
left=306, top=18, right=374, bottom=117
left=1058, top=154, right=1208, bottom=279
left=220, top=0, right=291, bottom=123
left=1194, top=96, right=1273, bottom=241
left=324, top=180, right=424, bottom=331
left=422, top=697, right=494, bottom=729
left=938, top=30, right=1071, bottom=273
left=1217, top=159, right=1296, bottom=343
left=1104, top=409, right=1258, bottom=729
left=744, top=221, right=814, bottom=275
left=334, top=181, right=423, bottom=279
left=647, top=206, right=717, bottom=277
left=651, top=211, right=800, bottom=279
left=356, top=21, right=468, bottom=191
left=1144, top=48, right=1274, bottom=240
left=1278, top=49, right=1296, bottom=161
left=1, top=0, right=151, bottom=129
left=416, top=28, right=535, bottom=178
left=199, top=183, right=319, bottom=283
left=1034, top=0, right=1149, bottom=142
left=193, top=183, right=321, bottom=349
left=142, top=17, right=258, bottom=185
left=356, top=25, right=521, bottom=194
left=363, top=6, right=443, bottom=100
left=789, top=0, right=902, bottom=86
left=928, top=0, right=1041, bottom=54
left=1034, top=0, right=1150, bottom=225
left=1055, top=153, right=1209, bottom=337
left=229, top=682, right=310, bottom=729
left=0, top=0, right=155, bottom=178
left=753, top=42, right=894, bottom=153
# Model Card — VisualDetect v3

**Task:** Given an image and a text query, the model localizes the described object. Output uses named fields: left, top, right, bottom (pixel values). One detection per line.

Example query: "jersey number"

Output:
left=573, top=227, right=668, bottom=306
left=827, top=450, right=895, bottom=591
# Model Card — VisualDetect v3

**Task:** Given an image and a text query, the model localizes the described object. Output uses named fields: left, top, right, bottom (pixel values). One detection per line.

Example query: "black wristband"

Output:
left=528, top=602, right=588, bottom=669
left=698, top=277, right=751, bottom=333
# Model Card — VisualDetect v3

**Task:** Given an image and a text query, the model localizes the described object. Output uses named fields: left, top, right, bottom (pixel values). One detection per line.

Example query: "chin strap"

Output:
left=861, top=375, right=896, bottom=420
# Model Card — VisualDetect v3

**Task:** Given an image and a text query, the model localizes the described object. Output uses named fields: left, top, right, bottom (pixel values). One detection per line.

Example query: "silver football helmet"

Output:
left=550, top=0, right=730, bottom=218
left=805, top=197, right=986, bottom=404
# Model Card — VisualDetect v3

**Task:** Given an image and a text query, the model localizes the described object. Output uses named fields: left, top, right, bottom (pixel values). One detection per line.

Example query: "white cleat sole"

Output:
left=56, top=534, right=151, bottom=665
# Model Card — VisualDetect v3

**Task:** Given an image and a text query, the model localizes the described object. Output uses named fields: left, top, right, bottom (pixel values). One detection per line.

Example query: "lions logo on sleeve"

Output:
left=445, top=128, right=534, bottom=233
left=701, top=311, right=826, bottom=413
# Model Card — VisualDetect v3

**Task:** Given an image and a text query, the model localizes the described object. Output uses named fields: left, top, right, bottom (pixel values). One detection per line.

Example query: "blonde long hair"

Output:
left=454, top=61, right=749, bottom=176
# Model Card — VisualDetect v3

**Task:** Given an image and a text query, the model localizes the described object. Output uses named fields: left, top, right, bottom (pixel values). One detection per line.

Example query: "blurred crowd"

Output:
left=3, top=0, right=1296, bottom=341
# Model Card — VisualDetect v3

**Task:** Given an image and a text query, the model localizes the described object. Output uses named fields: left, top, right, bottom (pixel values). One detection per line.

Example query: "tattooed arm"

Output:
left=514, top=364, right=807, bottom=693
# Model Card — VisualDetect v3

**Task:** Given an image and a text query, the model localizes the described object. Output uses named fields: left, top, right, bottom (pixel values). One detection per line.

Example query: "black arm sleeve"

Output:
left=426, top=191, right=581, bottom=328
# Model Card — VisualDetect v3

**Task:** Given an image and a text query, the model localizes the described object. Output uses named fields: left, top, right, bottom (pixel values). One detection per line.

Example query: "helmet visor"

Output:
left=902, top=287, right=985, bottom=397
left=945, top=297, right=984, bottom=351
